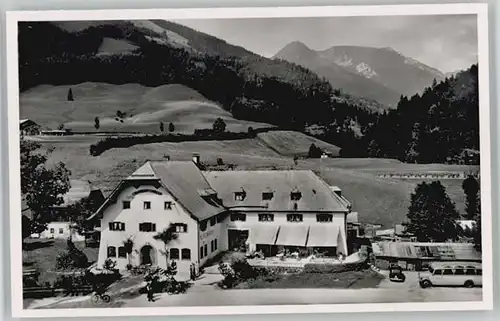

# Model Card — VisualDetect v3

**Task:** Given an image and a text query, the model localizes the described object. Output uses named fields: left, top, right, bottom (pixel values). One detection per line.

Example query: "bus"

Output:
left=418, top=262, right=482, bottom=288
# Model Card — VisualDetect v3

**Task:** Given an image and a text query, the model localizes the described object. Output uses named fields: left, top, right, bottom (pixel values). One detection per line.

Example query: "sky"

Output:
left=173, top=14, right=478, bottom=73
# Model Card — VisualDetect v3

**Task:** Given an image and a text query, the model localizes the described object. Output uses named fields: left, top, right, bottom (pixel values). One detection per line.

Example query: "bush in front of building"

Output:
left=55, top=239, right=89, bottom=270
left=218, top=257, right=270, bottom=289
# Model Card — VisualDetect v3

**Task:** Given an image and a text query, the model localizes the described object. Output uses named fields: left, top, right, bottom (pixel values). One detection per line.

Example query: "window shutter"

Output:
left=109, top=222, right=113, bottom=230
left=153, top=223, right=156, bottom=232
left=121, top=222, right=126, bottom=231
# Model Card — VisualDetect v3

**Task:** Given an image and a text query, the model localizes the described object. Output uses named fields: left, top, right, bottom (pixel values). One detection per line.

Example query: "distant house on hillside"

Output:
left=375, top=224, right=416, bottom=242
left=25, top=180, right=105, bottom=241
left=20, top=119, right=41, bottom=136
left=40, top=129, right=72, bottom=136
left=88, top=157, right=353, bottom=274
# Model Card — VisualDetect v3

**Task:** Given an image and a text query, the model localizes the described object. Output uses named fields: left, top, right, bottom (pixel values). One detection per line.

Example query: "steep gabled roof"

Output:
left=202, top=170, right=349, bottom=212
left=149, top=161, right=224, bottom=220
left=90, top=161, right=224, bottom=221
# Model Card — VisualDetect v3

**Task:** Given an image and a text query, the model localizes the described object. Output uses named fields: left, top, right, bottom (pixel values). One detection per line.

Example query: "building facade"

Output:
left=90, top=160, right=353, bottom=274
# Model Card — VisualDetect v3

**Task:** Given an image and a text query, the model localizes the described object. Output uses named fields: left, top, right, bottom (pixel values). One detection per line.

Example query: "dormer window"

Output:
left=291, top=191, right=302, bottom=201
left=234, top=191, right=246, bottom=201
left=262, top=192, right=273, bottom=201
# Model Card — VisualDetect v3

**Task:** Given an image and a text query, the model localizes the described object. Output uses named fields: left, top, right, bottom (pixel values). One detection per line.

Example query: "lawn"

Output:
left=22, top=239, right=98, bottom=285
left=257, top=130, right=341, bottom=157
left=235, top=269, right=384, bottom=289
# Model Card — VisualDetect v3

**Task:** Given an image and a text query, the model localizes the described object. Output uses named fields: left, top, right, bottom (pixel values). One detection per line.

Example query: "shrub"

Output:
left=55, top=239, right=89, bottom=270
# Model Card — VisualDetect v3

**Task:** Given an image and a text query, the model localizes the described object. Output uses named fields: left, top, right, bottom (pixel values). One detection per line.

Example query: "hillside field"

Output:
left=35, top=136, right=477, bottom=228
left=257, top=131, right=341, bottom=157
left=20, top=82, right=271, bottom=134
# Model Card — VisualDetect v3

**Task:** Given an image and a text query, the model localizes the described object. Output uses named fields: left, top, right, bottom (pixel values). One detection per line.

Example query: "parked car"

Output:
left=388, top=264, right=406, bottom=282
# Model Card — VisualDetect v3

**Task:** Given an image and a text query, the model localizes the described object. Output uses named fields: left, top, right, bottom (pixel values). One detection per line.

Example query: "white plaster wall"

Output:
left=97, top=184, right=199, bottom=273
left=39, top=222, right=85, bottom=242
left=198, top=215, right=228, bottom=267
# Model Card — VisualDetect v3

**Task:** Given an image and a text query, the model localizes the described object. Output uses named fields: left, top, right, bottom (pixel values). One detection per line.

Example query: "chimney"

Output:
left=192, top=153, right=200, bottom=164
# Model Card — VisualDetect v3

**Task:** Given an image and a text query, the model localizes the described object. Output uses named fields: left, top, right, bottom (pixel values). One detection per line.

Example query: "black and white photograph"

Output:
left=6, top=3, right=492, bottom=318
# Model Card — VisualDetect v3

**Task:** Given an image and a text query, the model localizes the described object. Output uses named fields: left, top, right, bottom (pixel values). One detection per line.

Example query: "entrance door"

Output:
left=228, top=230, right=249, bottom=251
left=141, top=245, right=154, bottom=265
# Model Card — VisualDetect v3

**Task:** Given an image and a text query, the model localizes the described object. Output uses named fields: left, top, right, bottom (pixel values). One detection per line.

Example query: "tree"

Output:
left=308, top=143, right=322, bottom=158
left=67, top=88, right=74, bottom=101
left=153, top=224, right=178, bottom=265
left=212, top=117, right=226, bottom=133
left=160, top=121, right=165, bottom=132
left=94, top=117, right=100, bottom=131
left=462, top=175, right=480, bottom=220
left=168, top=122, right=175, bottom=132
left=21, top=139, right=71, bottom=237
left=122, top=237, right=135, bottom=268
left=472, top=212, right=481, bottom=252
left=405, top=181, right=460, bottom=242
left=57, top=123, right=65, bottom=130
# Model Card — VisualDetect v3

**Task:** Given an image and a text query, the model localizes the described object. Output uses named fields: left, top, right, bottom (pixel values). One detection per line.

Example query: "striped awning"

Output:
left=275, top=225, right=309, bottom=247
left=307, top=224, right=340, bottom=247
left=248, top=225, right=280, bottom=245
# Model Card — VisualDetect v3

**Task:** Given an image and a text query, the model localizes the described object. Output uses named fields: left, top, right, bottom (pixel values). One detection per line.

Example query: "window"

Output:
left=200, top=246, right=204, bottom=259
left=181, top=249, right=191, bottom=260
left=204, top=244, right=208, bottom=255
left=442, top=269, right=453, bottom=275
left=465, top=268, right=477, bottom=276
left=216, top=213, right=225, bottom=223
left=258, top=214, right=274, bottom=222
left=210, top=217, right=217, bottom=226
left=211, top=240, right=214, bottom=252
left=174, top=223, right=188, bottom=233
left=214, top=239, right=218, bottom=251
left=454, top=267, right=465, bottom=275
left=107, top=246, right=116, bottom=258
left=109, top=222, right=125, bottom=231
left=433, top=269, right=442, bottom=275
left=287, top=214, right=303, bottom=222
left=316, top=214, right=333, bottom=222
left=139, top=222, right=156, bottom=232
left=59, top=228, right=64, bottom=234
left=262, top=192, right=273, bottom=201
left=50, top=228, right=55, bottom=234
left=164, top=201, right=172, bottom=210
left=118, top=246, right=127, bottom=258
left=234, top=191, right=246, bottom=201
left=170, top=248, right=180, bottom=260
left=143, top=201, right=151, bottom=210
left=291, top=191, right=302, bottom=201
left=230, top=213, right=246, bottom=222
left=122, top=201, right=131, bottom=209
left=476, top=269, right=482, bottom=276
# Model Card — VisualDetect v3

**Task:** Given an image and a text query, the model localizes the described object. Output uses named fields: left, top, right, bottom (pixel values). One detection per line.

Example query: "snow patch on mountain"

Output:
left=332, top=54, right=353, bottom=67
left=356, top=62, right=377, bottom=78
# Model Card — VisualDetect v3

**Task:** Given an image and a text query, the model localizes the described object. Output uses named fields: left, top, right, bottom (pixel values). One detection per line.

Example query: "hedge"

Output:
left=89, top=130, right=261, bottom=156
left=303, top=261, right=369, bottom=274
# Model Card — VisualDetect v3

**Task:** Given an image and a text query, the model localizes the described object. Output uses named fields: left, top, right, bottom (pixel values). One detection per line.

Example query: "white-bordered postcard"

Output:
left=5, top=3, right=492, bottom=318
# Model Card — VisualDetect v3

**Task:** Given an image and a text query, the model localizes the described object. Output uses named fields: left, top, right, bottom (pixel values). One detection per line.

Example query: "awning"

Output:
left=307, top=224, right=339, bottom=247
left=248, top=225, right=279, bottom=245
left=275, top=225, right=309, bottom=247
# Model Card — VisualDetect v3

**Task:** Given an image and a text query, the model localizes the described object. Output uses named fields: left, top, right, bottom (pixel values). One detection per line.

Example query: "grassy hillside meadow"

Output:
left=257, top=131, right=341, bottom=157
left=20, top=82, right=270, bottom=133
